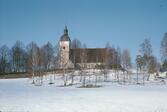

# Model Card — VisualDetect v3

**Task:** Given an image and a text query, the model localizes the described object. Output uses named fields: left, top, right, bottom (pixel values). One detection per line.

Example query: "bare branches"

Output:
left=161, top=32, right=167, bottom=60
left=0, top=45, right=10, bottom=74
left=122, top=49, right=132, bottom=84
left=11, top=41, right=27, bottom=73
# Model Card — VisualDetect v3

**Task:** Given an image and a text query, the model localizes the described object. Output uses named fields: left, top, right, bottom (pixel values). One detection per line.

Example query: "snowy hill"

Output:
left=0, top=75, right=167, bottom=112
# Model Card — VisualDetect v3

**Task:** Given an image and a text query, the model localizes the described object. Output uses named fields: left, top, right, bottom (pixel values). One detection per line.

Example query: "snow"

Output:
left=0, top=75, right=167, bottom=112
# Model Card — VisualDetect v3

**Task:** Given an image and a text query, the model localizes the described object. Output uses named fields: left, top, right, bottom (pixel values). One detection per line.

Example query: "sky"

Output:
left=0, top=0, right=167, bottom=62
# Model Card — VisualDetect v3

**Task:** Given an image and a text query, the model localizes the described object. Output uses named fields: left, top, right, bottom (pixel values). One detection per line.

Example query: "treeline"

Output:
left=0, top=32, right=167, bottom=78
left=0, top=41, right=59, bottom=75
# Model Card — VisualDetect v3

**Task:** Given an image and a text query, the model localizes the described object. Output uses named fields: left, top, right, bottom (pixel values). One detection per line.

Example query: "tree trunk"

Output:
left=147, top=74, right=150, bottom=81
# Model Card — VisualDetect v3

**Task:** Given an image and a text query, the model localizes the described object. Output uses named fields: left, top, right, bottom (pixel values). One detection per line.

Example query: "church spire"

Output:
left=64, top=25, right=68, bottom=35
left=60, top=25, right=71, bottom=41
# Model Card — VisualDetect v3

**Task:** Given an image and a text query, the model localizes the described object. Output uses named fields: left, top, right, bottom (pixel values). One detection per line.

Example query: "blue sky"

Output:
left=0, top=0, right=167, bottom=62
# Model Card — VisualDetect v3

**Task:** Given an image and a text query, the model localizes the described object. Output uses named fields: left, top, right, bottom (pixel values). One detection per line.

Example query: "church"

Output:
left=59, top=26, right=108, bottom=69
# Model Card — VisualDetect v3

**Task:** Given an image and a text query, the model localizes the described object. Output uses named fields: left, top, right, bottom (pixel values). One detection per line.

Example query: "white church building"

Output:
left=59, top=26, right=108, bottom=69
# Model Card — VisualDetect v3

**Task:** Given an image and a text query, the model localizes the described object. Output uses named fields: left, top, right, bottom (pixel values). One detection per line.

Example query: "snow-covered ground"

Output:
left=0, top=74, right=167, bottom=112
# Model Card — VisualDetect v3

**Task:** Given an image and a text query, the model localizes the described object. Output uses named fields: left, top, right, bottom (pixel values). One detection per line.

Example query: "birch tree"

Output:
left=122, top=49, right=132, bottom=84
left=27, top=42, right=40, bottom=84
left=161, top=32, right=167, bottom=70
left=136, top=55, right=145, bottom=85
left=139, top=38, right=152, bottom=71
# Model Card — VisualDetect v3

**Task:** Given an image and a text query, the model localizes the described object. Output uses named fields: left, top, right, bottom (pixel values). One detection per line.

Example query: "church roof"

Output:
left=60, top=26, right=71, bottom=41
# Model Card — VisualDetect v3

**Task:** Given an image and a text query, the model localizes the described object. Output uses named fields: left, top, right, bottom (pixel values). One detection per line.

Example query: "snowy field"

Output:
left=0, top=75, right=167, bottom=112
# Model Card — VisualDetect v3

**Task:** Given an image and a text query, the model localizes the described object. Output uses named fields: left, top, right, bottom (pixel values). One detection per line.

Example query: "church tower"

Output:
left=59, top=26, right=71, bottom=68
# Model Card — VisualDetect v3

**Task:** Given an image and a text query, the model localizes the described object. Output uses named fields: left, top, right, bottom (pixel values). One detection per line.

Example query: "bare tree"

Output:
left=53, top=42, right=59, bottom=69
left=52, top=43, right=59, bottom=81
left=115, top=46, right=122, bottom=82
left=94, top=49, right=100, bottom=86
left=103, top=42, right=111, bottom=81
left=71, top=38, right=82, bottom=49
left=136, top=55, right=145, bottom=85
left=41, top=42, right=54, bottom=84
left=161, top=32, right=167, bottom=59
left=27, top=42, right=41, bottom=84
left=162, top=60, right=167, bottom=72
left=41, top=42, right=54, bottom=71
left=71, top=38, right=82, bottom=69
left=0, top=45, right=10, bottom=74
left=147, top=56, right=158, bottom=80
left=109, top=47, right=116, bottom=80
left=80, top=43, right=87, bottom=87
left=139, top=38, right=152, bottom=72
left=11, top=41, right=27, bottom=73
left=161, top=32, right=167, bottom=70
left=122, top=49, right=132, bottom=84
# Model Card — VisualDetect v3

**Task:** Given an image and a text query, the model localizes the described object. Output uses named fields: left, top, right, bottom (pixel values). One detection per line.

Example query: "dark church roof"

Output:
left=60, top=26, right=71, bottom=41
left=70, top=48, right=107, bottom=63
